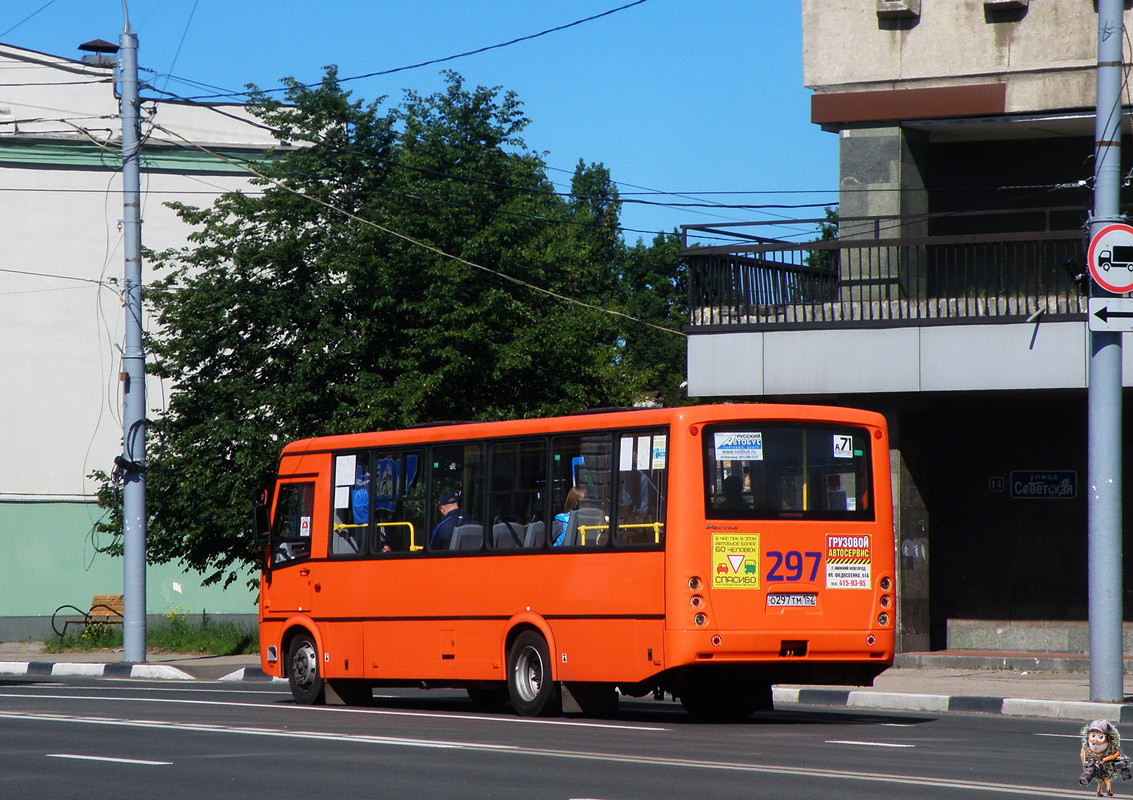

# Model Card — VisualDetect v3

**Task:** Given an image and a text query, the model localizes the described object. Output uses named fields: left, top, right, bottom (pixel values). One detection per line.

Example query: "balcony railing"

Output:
left=686, top=229, right=1087, bottom=328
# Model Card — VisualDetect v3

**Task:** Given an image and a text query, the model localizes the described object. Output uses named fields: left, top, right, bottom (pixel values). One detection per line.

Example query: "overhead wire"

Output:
left=0, top=0, right=63, bottom=39
left=174, top=0, right=652, bottom=103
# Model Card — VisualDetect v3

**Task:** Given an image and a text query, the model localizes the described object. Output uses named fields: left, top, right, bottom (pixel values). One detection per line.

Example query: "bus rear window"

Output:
left=705, top=424, right=873, bottom=520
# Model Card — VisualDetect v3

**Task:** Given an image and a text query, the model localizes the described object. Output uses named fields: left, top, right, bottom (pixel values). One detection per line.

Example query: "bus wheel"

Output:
left=287, top=633, right=326, bottom=705
left=506, top=631, right=561, bottom=717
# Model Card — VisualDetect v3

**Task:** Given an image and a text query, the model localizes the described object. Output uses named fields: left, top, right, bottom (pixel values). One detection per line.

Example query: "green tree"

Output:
left=93, top=69, right=686, bottom=587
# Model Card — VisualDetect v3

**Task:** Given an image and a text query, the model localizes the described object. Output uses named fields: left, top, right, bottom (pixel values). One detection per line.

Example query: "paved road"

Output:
left=0, top=675, right=1105, bottom=799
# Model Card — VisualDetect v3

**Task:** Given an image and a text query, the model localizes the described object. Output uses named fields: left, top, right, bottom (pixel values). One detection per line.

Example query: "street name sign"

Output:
left=1089, top=297, right=1133, bottom=332
left=1088, top=222, right=1133, bottom=293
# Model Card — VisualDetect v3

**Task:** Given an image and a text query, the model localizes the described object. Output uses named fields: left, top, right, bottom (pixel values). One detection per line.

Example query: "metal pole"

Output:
left=119, top=10, right=147, bottom=664
left=1089, top=0, right=1124, bottom=702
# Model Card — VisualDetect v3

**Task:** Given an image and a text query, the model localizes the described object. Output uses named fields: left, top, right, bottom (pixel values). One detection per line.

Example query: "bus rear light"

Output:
left=690, top=595, right=703, bottom=608
left=877, top=613, right=889, bottom=626
left=688, top=576, right=702, bottom=591
left=879, top=594, right=891, bottom=608
left=694, top=613, right=707, bottom=626
left=866, top=635, right=876, bottom=646
left=879, top=576, right=891, bottom=591
left=711, top=635, right=722, bottom=647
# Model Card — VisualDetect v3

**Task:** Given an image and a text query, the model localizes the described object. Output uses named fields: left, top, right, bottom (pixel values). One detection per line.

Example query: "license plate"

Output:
left=767, top=593, right=817, bottom=607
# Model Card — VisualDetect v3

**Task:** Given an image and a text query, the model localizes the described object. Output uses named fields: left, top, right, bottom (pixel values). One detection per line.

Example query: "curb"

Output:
left=773, top=686, right=1133, bottom=722
left=0, top=661, right=274, bottom=682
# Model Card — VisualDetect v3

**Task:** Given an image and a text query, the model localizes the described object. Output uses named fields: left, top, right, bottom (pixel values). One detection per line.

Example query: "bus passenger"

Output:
left=430, top=493, right=463, bottom=549
left=551, top=486, right=585, bottom=546
left=718, top=473, right=749, bottom=512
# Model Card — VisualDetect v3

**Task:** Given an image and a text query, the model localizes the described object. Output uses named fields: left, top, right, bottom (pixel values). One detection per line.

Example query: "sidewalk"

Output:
left=3, top=640, right=1132, bottom=722
left=0, top=641, right=267, bottom=682
left=775, top=651, right=1133, bottom=723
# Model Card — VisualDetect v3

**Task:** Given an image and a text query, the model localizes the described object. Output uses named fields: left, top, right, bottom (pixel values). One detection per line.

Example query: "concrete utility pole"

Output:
left=118, top=5, right=147, bottom=664
left=1088, top=0, right=1124, bottom=702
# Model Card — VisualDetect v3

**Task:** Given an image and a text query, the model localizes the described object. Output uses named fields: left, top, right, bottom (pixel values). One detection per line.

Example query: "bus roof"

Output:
left=278, top=403, right=886, bottom=456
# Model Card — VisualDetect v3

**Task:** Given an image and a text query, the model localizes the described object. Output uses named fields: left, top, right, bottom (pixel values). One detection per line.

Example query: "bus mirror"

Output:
left=253, top=501, right=271, bottom=546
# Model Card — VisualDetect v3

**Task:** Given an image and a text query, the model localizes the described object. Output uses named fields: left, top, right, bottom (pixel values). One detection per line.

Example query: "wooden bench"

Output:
left=51, top=594, right=125, bottom=638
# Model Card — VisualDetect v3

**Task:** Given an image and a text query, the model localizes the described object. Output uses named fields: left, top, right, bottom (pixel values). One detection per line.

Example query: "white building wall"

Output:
left=687, top=321, right=1110, bottom=398
left=0, top=43, right=280, bottom=622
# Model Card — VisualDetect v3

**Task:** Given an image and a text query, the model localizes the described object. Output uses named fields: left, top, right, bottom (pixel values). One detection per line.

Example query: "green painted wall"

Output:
left=1, top=502, right=256, bottom=617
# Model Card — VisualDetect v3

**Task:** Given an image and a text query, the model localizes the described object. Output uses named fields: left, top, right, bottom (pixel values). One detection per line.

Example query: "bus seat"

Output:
left=492, top=521, right=524, bottom=549
left=564, top=507, right=606, bottom=547
left=451, top=523, right=483, bottom=550
left=524, top=520, right=545, bottom=548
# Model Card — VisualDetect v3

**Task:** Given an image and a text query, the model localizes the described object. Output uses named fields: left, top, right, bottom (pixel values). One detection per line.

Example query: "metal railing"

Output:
left=686, top=230, right=1087, bottom=328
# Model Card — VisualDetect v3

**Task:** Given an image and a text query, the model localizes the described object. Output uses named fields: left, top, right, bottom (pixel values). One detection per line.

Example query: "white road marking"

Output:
left=0, top=692, right=667, bottom=731
left=825, top=739, right=915, bottom=748
left=47, top=753, right=171, bottom=766
left=1035, top=733, right=1080, bottom=739
left=0, top=710, right=1089, bottom=797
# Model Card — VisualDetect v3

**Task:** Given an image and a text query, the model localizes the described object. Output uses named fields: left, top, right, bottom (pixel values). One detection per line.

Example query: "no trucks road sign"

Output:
left=1088, top=223, right=1133, bottom=294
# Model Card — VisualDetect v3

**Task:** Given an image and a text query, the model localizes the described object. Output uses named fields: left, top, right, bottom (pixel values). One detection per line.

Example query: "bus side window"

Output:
left=371, top=451, right=426, bottom=553
left=550, top=433, right=612, bottom=547
left=272, top=482, right=315, bottom=565
left=331, top=452, right=370, bottom=557
left=489, top=439, right=546, bottom=550
left=615, top=431, right=667, bottom=546
left=429, top=443, right=486, bottom=552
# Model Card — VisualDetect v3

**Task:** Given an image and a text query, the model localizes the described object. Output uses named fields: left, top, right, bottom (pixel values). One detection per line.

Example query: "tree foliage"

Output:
left=94, top=69, right=686, bottom=587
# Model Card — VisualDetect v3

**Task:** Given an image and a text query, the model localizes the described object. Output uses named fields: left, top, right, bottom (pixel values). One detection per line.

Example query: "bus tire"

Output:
left=506, top=631, right=560, bottom=717
left=287, top=633, right=326, bottom=705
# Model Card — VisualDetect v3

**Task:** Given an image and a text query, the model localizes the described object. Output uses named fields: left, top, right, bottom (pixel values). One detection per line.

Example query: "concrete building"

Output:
left=685, top=1, right=1132, bottom=651
left=0, top=42, right=279, bottom=638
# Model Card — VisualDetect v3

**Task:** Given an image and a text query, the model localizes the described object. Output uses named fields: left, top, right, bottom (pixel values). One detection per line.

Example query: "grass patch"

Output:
left=45, top=609, right=258, bottom=656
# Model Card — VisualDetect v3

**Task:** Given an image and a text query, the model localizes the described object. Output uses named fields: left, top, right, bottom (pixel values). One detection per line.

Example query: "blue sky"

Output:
left=2, top=0, right=837, bottom=244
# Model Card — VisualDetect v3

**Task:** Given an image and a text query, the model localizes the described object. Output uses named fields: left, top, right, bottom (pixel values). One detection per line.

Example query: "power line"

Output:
left=172, top=1, right=651, bottom=102
left=0, top=0, right=63, bottom=39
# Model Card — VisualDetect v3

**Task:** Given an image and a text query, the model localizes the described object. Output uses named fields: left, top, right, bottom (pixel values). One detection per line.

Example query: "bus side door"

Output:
left=263, top=480, right=317, bottom=614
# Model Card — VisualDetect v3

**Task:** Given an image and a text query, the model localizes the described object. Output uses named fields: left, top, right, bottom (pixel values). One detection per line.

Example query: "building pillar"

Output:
left=838, top=126, right=929, bottom=306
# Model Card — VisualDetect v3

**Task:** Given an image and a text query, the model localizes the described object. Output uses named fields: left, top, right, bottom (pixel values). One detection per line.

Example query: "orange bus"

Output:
left=254, top=403, right=894, bottom=719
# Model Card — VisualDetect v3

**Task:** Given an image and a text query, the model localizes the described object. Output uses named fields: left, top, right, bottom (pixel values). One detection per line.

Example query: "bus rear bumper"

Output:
left=665, top=628, right=894, bottom=683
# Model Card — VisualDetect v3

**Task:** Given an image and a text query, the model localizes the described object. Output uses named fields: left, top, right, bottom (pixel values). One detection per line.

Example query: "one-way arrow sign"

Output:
left=1089, top=297, right=1133, bottom=331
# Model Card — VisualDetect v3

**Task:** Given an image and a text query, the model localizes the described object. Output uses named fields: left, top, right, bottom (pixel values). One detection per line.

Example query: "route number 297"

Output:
left=766, top=551, right=821, bottom=582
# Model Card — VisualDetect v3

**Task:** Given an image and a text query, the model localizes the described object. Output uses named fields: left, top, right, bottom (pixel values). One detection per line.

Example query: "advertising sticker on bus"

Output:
left=714, top=432, right=763, bottom=461
left=825, top=534, right=870, bottom=589
left=712, top=533, right=760, bottom=589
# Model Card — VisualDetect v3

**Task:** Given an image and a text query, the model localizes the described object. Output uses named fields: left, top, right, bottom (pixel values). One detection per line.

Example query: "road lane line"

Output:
left=0, top=710, right=1087, bottom=797
left=0, top=692, right=667, bottom=731
left=825, top=739, right=915, bottom=748
left=47, top=753, right=171, bottom=766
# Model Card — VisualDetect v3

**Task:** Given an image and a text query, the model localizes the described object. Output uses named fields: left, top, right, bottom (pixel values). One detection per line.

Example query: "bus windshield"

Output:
left=705, top=423, right=873, bottom=520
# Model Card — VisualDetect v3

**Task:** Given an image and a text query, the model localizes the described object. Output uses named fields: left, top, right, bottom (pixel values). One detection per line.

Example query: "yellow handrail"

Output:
left=616, top=522, right=664, bottom=543
left=579, top=522, right=664, bottom=545
left=333, top=521, right=419, bottom=551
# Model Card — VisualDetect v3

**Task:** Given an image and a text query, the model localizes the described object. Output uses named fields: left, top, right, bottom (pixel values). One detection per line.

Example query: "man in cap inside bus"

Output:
left=430, top=493, right=463, bottom=550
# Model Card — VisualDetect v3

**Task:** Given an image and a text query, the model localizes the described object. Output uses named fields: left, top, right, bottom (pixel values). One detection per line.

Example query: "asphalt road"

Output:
left=0, top=675, right=1104, bottom=799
